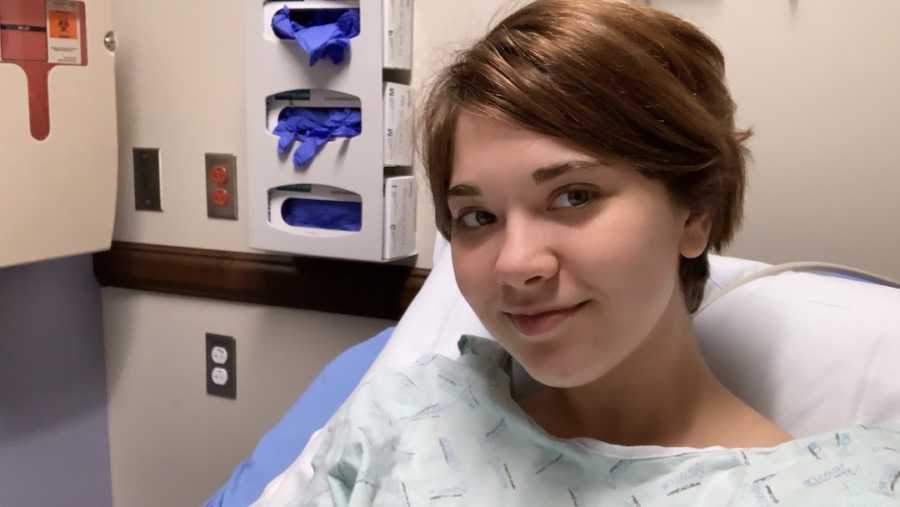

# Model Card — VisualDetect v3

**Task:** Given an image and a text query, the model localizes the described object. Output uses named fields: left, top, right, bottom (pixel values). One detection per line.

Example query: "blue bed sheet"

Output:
left=203, top=326, right=394, bottom=507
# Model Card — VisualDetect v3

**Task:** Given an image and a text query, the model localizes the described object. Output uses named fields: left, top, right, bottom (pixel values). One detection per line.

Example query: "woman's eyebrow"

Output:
left=447, top=184, right=481, bottom=198
left=447, top=160, right=604, bottom=199
left=531, top=159, right=603, bottom=184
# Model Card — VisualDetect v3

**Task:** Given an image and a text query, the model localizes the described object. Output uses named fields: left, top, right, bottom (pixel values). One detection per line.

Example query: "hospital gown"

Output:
left=261, top=335, right=900, bottom=506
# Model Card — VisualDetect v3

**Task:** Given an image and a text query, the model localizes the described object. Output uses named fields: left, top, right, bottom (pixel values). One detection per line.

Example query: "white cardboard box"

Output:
left=383, top=82, right=412, bottom=167
left=383, top=0, right=413, bottom=70
left=383, top=175, right=417, bottom=259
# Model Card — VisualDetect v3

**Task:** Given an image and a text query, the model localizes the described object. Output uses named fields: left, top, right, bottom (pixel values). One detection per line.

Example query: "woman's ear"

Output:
left=680, top=210, right=712, bottom=259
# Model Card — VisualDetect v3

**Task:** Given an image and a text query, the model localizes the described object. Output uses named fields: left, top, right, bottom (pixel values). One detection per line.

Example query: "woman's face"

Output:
left=448, top=111, right=710, bottom=388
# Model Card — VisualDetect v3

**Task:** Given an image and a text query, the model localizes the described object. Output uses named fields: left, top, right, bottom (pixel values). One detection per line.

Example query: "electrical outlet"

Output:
left=206, top=333, right=236, bottom=399
left=205, top=153, right=238, bottom=220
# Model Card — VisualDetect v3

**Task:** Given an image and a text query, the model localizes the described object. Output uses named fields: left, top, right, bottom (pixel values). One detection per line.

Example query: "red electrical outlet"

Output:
left=210, top=165, right=229, bottom=186
left=212, top=188, right=230, bottom=207
left=205, top=153, right=237, bottom=220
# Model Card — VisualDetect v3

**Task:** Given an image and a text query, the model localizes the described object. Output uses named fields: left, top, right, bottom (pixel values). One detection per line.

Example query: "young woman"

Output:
left=257, top=2, right=900, bottom=505
left=425, top=0, right=791, bottom=450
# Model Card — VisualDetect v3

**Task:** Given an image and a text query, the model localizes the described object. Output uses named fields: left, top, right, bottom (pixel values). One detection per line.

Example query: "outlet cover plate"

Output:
left=133, top=148, right=162, bottom=211
left=205, top=153, right=238, bottom=220
left=206, top=333, right=236, bottom=400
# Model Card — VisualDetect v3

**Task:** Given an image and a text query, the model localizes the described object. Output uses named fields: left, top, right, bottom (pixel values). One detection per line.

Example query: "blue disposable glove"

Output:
left=273, top=107, right=362, bottom=168
left=281, top=198, right=362, bottom=231
left=272, top=7, right=361, bottom=66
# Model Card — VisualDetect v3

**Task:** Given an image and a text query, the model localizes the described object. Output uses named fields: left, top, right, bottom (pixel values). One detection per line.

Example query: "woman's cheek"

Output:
left=453, top=251, right=491, bottom=308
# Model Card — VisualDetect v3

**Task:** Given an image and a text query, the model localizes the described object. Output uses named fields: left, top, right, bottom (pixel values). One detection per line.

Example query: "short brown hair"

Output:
left=420, top=0, right=749, bottom=313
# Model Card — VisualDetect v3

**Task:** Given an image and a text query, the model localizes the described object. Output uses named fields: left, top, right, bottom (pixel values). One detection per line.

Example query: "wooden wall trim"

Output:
left=93, top=242, right=429, bottom=321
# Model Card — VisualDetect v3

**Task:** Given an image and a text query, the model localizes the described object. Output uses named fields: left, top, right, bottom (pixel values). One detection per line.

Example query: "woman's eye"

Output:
left=550, top=189, right=595, bottom=209
left=456, top=210, right=495, bottom=229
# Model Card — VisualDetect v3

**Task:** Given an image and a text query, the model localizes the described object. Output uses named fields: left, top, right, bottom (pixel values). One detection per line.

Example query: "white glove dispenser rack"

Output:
left=246, top=0, right=415, bottom=263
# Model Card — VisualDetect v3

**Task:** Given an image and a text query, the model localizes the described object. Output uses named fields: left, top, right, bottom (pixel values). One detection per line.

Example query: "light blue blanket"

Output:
left=257, top=335, right=900, bottom=506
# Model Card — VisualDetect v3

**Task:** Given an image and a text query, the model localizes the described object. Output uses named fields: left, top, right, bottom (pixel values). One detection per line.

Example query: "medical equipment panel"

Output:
left=0, top=0, right=117, bottom=268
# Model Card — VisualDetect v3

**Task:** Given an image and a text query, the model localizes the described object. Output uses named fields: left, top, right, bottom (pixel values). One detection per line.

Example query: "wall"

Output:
left=106, top=1, right=396, bottom=505
left=103, top=289, right=392, bottom=506
left=0, top=255, right=112, bottom=507
left=111, top=0, right=247, bottom=255
left=653, top=0, right=900, bottom=278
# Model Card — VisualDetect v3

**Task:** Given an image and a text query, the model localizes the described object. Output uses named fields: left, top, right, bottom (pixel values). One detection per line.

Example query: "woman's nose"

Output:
left=494, top=217, right=559, bottom=289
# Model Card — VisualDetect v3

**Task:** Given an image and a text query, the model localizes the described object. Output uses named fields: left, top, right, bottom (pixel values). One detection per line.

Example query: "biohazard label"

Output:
left=48, top=9, right=76, bottom=39
left=46, top=0, right=82, bottom=65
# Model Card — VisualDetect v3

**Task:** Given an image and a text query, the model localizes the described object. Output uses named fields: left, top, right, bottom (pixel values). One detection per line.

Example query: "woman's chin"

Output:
left=515, top=348, right=601, bottom=389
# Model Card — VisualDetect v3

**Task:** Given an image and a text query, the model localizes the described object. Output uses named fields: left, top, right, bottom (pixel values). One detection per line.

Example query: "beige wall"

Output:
left=648, top=0, right=900, bottom=278
left=111, top=1, right=247, bottom=255
left=105, top=0, right=900, bottom=505
left=106, top=1, right=399, bottom=505
left=103, top=289, right=391, bottom=506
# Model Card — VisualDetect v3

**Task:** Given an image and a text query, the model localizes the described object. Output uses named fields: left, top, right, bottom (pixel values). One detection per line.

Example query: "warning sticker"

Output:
left=46, top=0, right=83, bottom=65
left=48, top=10, right=77, bottom=39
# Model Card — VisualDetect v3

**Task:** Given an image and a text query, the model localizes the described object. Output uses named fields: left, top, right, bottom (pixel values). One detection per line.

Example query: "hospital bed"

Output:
left=205, top=236, right=900, bottom=506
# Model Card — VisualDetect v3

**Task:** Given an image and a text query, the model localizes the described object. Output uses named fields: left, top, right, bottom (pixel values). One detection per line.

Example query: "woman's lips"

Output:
left=505, top=301, right=588, bottom=337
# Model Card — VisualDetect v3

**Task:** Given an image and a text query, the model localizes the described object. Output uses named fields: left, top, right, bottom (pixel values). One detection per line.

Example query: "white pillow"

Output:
left=361, top=237, right=487, bottom=377
left=372, top=236, right=900, bottom=436
left=695, top=269, right=900, bottom=436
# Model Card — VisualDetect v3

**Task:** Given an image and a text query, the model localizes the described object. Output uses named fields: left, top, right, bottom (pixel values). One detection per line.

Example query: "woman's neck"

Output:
left=519, top=297, right=791, bottom=448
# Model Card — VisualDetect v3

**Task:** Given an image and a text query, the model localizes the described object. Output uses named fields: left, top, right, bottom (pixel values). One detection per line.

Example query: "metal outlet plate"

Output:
left=206, top=333, right=236, bottom=400
left=133, top=148, right=162, bottom=211
left=205, top=153, right=238, bottom=220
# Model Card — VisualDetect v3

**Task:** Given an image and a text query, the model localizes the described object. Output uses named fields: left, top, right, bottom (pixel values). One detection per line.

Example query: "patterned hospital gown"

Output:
left=274, top=335, right=900, bottom=506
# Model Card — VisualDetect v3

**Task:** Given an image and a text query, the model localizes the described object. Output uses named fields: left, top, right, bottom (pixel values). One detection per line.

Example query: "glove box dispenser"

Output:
left=246, top=0, right=415, bottom=262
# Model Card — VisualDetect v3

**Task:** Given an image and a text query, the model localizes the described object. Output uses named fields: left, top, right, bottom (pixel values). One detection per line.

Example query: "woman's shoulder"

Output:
left=708, top=409, right=793, bottom=449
